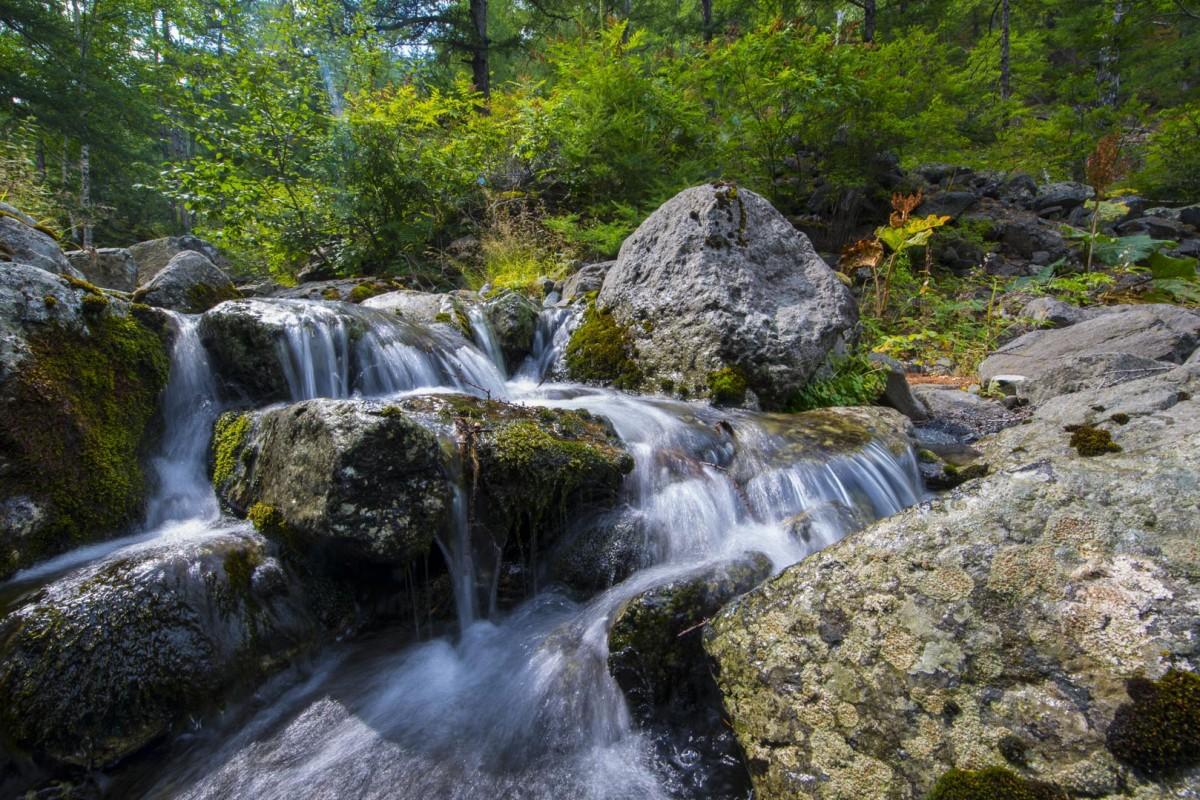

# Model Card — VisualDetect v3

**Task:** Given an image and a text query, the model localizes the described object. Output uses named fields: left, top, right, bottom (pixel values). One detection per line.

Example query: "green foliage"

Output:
left=464, top=202, right=577, bottom=292
left=706, top=367, right=748, bottom=406
left=786, top=354, right=887, bottom=412
left=1139, top=104, right=1200, bottom=200
left=564, top=301, right=643, bottom=390
left=926, top=767, right=1064, bottom=800
left=1106, top=670, right=1200, bottom=776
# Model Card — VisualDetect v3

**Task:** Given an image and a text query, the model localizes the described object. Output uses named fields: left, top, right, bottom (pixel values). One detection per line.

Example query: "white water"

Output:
left=8, top=299, right=925, bottom=799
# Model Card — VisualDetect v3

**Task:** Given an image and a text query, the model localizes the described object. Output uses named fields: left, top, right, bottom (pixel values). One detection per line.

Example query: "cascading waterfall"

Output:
left=514, top=304, right=579, bottom=382
left=466, top=305, right=507, bottom=377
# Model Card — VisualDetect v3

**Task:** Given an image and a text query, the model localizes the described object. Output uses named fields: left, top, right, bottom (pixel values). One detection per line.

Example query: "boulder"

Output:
left=362, top=289, right=472, bottom=334
left=0, top=216, right=78, bottom=278
left=1180, top=204, right=1200, bottom=229
left=1033, top=181, right=1094, bottom=212
left=1115, top=215, right=1193, bottom=240
left=705, top=364, right=1200, bottom=800
left=484, top=290, right=540, bottom=367
left=998, top=218, right=1069, bottom=263
left=979, top=305, right=1200, bottom=386
left=64, top=247, right=138, bottom=292
left=211, top=399, right=453, bottom=565
left=128, top=235, right=226, bottom=286
left=1014, top=352, right=1173, bottom=406
left=0, top=201, right=37, bottom=228
left=549, top=511, right=648, bottom=593
left=910, top=385, right=1021, bottom=442
left=0, top=529, right=334, bottom=768
left=868, top=353, right=928, bottom=421
left=998, top=174, right=1038, bottom=207
left=0, top=263, right=170, bottom=580
left=133, top=250, right=238, bottom=313
left=590, top=184, right=857, bottom=408
left=560, top=261, right=613, bottom=305
left=1019, top=296, right=1086, bottom=327
left=273, top=278, right=398, bottom=304
left=917, top=191, right=979, bottom=220
left=914, top=164, right=974, bottom=186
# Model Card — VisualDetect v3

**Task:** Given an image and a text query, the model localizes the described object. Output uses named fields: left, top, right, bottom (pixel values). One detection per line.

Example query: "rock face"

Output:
left=592, top=183, right=857, bottom=408
left=64, top=247, right=139, bottom=292
left=705, top=362, right=1200, bottom=800
left=212, top=399, right=453, bottom=565
left=979, top=305, right=1200, bottom=386
left=133, top=250, right=239, bottom=314
left=0, top=216, right=78, bottom=278
left=0, top=529, right=333, bottom=768
left=560, top=260, right=613, bottom=305
left=0, top=263, right=170, bottom=580
left=128, top=235, right=226, bottom=286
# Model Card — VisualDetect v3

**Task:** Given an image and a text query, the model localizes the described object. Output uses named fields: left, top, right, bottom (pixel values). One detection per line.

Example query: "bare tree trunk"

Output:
left=469, top=0, right=489, bottom=97
left=1000, top=0, right=1011, bottom=99
left=80, top=143, right=91, bottom=248
left=862, top=0, right=876, bottom=43
left=1097, top=0, right=1126, bottom=106
left=701, top=0, right=712, bottom=42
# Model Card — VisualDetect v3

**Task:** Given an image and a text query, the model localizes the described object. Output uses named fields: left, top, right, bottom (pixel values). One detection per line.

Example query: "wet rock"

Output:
left=550, top=511, right=648, bottom=593
left=593, top=183, right=857, bottom=409
left=869, top=353, right=928, bottom=421
left=560, top=261, right=613, bottom=305
left=0, top=216, right=78, bottom=278
left=212, top=398, right=453, bottom=565
left=361, top=289, right=473, bottom=334
left=980, top=304, right=1200, bottom=387
left=0, top=530, right=332, bottom=768
left=64, top=247, right=138, bottom=292
left=706, top=364, right=1200, bottom=800
left=133, top=251, right=238, bottom=314
left=273, top=277, right=400, bottom=304
left=128, top=235, right=226, bottom=286
left=910, top=385, right=1021, bottom=442
left=484, top=290, right=540, bottom=367
left=0, top=263, right=170, bottom=580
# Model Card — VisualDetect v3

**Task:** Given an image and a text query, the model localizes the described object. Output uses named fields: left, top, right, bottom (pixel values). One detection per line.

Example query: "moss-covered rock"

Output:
left=0, top=530, right=331, bottom=768
left=132, top=250, right=238, bottom=314
left=0, top=263, right=170, bottom=580
left=564, top=299, right=643, bottom=390
left=483, top=289, right=540, bottom=367
left=926, top=767, right=1064, bottom=800
left=1105, top=670, right=1200, bottom=777
left=707, top=366, right=748, bottom=406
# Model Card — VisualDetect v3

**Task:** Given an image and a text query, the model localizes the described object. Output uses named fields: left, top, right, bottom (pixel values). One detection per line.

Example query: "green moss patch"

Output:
left=565, top=301, right=642, bottom=390
left=1065, top=424, right=1122, bottom=457
left=1106, top=669, right=1200, bottom=777
left=707, top=366, right=748, bottom=406
left=926, top=767, right=1064, bottom=800
left=211, top=412, right=251, bottom=489
left=186, top=281, right=240, bottom=313
left=0, top=308, right=170, bottom=578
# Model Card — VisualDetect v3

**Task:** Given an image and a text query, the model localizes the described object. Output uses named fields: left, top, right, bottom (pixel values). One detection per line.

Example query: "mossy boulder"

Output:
left=483, top=289, right=540, bottom=368
left=211, top=399, right=453, bottom=565
left=564, top=300, right=643, bottom=389
left=0, top=263, right=170, bottom=580
left=704, top=364, right=1200, bottom=800
left=0, top=215, right=80, bottom=278
left=0, top=529, right=333, bottom=769
left=593, top=183, right=857, bottom=408
left=132, top=250, right=239, bottom=314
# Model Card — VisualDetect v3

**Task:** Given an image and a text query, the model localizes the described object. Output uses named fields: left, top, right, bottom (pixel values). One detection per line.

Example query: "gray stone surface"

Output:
left=129, top=235, right=226, bottom=286
left=561, top=261, right=613, bottom=305
left=0, top=216, right=78, bottom=278
left=133, top=250, right=238, bottom=313
left=64, top=247, right=138, bottom=292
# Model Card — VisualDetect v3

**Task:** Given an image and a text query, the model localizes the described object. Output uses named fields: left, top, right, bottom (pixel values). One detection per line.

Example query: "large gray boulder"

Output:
left=133, top=250, right=238, bottom=314
left=1033, top=181, right=1094, bottom=212
left=128, top=235, right=226, bottom=286
left=980, top=305, right=1200, bottom=387
left=64, top=247, right=138, bottom=292
left=0, top=216, right=79, bottom=278
left=0, top=263, right=170, bottom=580
left=0, top=529, right=335, bottom=768
left=212, top=399, right=453, bottom=565
left=592, top=183, right=857, bottom=409
left=706, top=363, right=1200, bottom=800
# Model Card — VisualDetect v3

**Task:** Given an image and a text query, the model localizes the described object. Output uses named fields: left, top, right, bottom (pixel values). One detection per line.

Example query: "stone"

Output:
left=0, top=530, right=333, bottom=768
left=550, top=511, right=649, bottom=593
left=484, top=290, right=540, bottom=367
left=274, top=278, right=398, bottom=304
left=560, top=260, right=614, bottom=305
left=128, top=235, right=226, bottom=286
left=1180, top=204, right=1200, bottom=229
left=914, top=164, right=974, bottom=186
left=910, top=385, right=1021, bottom=442
left=998, top=218, right=1069, bottom=263
left=362, top=289, right=472, bottom=333
left=0, top=216, right=78, bottom=278
left=593, top=183, right=857, bottom=408
left=64, top=247, right=138, bottom=292
left=868, top=353, right=928, bottom=421
left=917, top=191, right=979, bottom=220
left=0, top=263, right=170, bottom=580
left=998, top=174, right=1038, bottom=207
left=1016, top=352, right=1174, bottom=406
left=133, top=250, right=238, bottom=314
left=706, top=363, right=1200, bottom=800
left=980, top=305, right=1200, bottom=386
left=1115, top=215, right=1192, bottom=240
left=1019, top=297, right=1086, bottom=327
left=1033, top=181, right=1094, bottom=212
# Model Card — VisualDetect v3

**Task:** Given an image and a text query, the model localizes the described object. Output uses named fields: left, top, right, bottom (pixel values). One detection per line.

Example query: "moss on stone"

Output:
left=0, top=307, right=170, bottom=578
left=321, top=287, right=341, bottom=301
left=926, top=767, right=1064, bottom=800
left=81, top=292, right=109, bottom=314
left=223, top=545, right=263, bottom=597
left=43, top=294, right=57, bottom=308
left=564, top=301, right=642, bottom=390
left=707, top=366, right=748, bottom=406
left=347, top=282, right=382, bottom=303
left=248, top=502, right=287, bottom=539
left=1109, top=412, right=1130, bottom=425
left=185, top=280, right=240, bottom=313
left=1106, top=669, right=1200, bottom=777
left=211, top=412, right=251, bottom=489
left=1065, top=424, right=1121, bottom=456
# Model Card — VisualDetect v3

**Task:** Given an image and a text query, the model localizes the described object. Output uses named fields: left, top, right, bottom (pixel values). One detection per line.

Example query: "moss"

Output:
left=1106, top=669, right=1200, bottom=777
left=81, top=292, right=109, bottom=314
left=1109, top=412, right=1130, bottom=425
left=707, top=366, right=748, bottom=406
left=0, top=307, right=170, bottom=578
left=43, top=294, right=57, bottom=308
left=1065, top=424, right=1122, bottom=456
left=347, top=282, right=384, bottom=303
left=185, top=280, right=240, bottom=313
left=62, top=274, right=103, bottom=295
left=926, top=767, right=1064, bottom=800
left=564, top=301, right=642, bottom=390
left=211, top=412, right=251, bottom=488
left=321, top=287, right=341, bottom=301
left=223, top=546, right=263, bottom=596
left=247, top=503, right=287, bottom=538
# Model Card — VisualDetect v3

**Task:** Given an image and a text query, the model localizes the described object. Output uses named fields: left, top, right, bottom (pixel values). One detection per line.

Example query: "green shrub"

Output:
left=787, top=354, right=887, bottom=412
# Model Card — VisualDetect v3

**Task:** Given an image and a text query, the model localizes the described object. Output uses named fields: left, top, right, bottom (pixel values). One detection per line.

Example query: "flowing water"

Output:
left=7, top=299, right=925, bottom=799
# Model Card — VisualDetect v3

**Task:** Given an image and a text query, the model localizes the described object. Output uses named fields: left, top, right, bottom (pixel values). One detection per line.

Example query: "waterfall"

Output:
left=466, top=305, right=507, bottom=377
left=514, top=305, right=579, bottom=382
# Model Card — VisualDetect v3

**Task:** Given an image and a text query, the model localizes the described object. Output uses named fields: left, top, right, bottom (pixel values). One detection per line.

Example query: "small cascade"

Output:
left=514, top=305, right=579, bottom=382
left=466, top=305, right=507, bottom=377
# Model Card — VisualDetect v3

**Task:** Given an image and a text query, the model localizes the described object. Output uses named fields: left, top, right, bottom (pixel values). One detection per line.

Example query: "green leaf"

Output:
left=1145, top=251, right=1198, bottom=279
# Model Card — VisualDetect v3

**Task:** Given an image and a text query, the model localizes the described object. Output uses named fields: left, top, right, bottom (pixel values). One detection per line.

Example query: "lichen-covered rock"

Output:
left=591, top=183, right=857, bottom=408
left=212, top=399, right=453, bottom=565
left=361, top=288, right=473, bottom=334
left=484, top=289, right=540, bottom=367
left=560, top=260, right=613, bottom=305
left=0, top=216, right=79, bottom=278
left=128, top=235, right=226, bottom=286
left=273, top=277, right=400, bottom=304
left=133, top=250, right=238, bottom=314
left=0, top=529, right=332, bottom=768
left=0, top=263, right=170, bottom=580
left=64, top=247, right=138, bottom=292
left=705, top=363, right=1200, bottom=800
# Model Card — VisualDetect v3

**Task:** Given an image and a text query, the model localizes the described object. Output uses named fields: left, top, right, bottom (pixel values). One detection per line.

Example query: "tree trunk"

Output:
left=80, top=143, right=91, bottom=248
left=1000, top=0, right=1011, bottom=99
left=469, top=0, right=489, bottom=98
left=1097, top=0, right=1126, bottom=107
left=701, top=0, right=712, bottom=42
left=862, top=0, right=876, bottom=43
